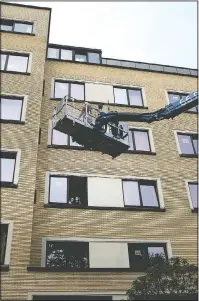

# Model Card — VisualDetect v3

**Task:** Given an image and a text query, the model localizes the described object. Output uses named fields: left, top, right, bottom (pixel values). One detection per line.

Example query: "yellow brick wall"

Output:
left=1, top=3, right=198, bottom=300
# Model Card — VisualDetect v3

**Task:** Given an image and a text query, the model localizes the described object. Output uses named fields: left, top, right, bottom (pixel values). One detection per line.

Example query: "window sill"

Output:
left=0, top=30, right=35, bottom=36
left=0, top=119, right=25, bottom=125
left=0, top=70, right=31, bottom=76
left=27, top=266, right=144, bottom=273
left=191, top=208, right=198, bottom=213
left=0, top=182, right=18, bottom=188
left=48, top=145, right=156, bottom=155
left=179, top=154, right=198, bottom=158
left=0, top=265, right=9, bottom=271
left=44, top=203, right=166, bottom=212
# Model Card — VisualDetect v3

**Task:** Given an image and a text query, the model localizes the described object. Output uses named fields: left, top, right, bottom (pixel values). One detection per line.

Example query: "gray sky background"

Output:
left=11, top=1, right=197, bottom=68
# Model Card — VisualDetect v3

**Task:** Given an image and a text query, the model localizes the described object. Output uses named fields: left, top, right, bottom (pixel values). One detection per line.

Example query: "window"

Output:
left=0, top=19, right=33, bottom=34
left=0, top=224, right=8, bottom=265
left=33, top=296, right=112, bottom=301
left=75, top=53, right=87, bottom=62
left=122, top=180, right=159, bottom=207
left=114, top=87, right=143, bottom=106
left=0, top=52, right=29, bottom=73
left=188, top=182, right=198, bottom=210
left=49, top=176, right=87, bottom=205
left=0, top=96, right=23, bottom=121
left=54, top=81, right=84, bottom=100
left=88, top=52, right=100, bottom=64
left=168, top=92, right=198, bottom=113
left=0, top=150, right=20, bottom=187
left=46, top=241, right=89, bottom=269
left=128, top=243, right=167, bottom=272
left=129, top=129, right=151, bottom=152
left=177, top=133, right=198, bottom=155
left=51, top=129, right=82, bottom=147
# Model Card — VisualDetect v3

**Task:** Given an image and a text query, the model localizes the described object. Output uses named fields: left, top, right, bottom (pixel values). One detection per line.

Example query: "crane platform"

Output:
left=52, top=97, right=130, bottom=158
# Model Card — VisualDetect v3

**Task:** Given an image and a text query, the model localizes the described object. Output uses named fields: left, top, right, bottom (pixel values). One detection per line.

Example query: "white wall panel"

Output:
left=85, top=83, right=114, bottom=103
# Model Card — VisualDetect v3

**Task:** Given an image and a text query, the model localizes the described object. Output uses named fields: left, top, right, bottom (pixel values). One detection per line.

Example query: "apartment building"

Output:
left=0, top=2, right=198, bottom=300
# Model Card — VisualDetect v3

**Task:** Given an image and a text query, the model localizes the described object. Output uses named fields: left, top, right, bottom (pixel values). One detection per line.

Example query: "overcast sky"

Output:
left=11, top=1, right=197, bottom=68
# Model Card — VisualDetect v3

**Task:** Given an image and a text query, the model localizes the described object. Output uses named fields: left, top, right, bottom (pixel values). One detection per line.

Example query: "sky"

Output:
left=9, top=1, right=198, bottom=68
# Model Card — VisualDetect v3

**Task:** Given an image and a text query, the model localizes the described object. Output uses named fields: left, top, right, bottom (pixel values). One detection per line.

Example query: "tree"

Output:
left=126, top=254, right=198, bottom=300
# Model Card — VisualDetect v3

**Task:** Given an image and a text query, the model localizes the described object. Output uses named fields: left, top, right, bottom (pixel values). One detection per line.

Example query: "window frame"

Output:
left=0, top=50, right=31, bottom=74
left=113, top=86, right=144, bottom=107
left=122, top=179, right=160, bottom=209
left=166, top=90, right=198, bottom=114
left=185, top=180, right=198, bottom=212
left=53, top=80, right=85, bottom=100
left=0, top=94, right=28, bottom=123
left=0, top=18, right=34, bottom=35
left=174, top=131, right=198, bottom=157
left=0, top=149, right=21, bottom=187
left=0, top=220, right=13, bottom=267
left=129, top=128, right=152, bottom=153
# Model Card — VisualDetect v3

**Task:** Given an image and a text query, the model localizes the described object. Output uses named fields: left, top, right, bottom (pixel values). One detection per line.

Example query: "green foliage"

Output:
left=126, top=254, right=198, bottom=300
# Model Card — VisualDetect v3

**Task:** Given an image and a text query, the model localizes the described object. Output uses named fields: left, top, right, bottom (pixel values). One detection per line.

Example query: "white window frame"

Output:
left=129, top=126, right=155, bottom=152
left=0, top=148, right=21, bottom=185
left=0, top=220, right=13, bottom=265
left=41, top=237, right=172, bottom=268
left=185, top=180, right=198, bottom=210
left=1, top=48, right=33, bottom=73
left=28, top=291, right=127, bottom=300
left=51, top=78, right=147, bottom=107
left=174, top=130, right=198, bottom=155
left=44, top=172, right=165, bottom=209
left=0, top=93, right=28, bottom=122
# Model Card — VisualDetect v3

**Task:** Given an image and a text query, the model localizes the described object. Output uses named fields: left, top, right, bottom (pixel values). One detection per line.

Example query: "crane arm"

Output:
left=95, top=91, right=198, bottom=128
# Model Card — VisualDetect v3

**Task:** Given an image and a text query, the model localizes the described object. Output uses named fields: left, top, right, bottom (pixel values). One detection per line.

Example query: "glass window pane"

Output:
left=140, top=184, right=158, bottom=207
left=88, top=52, right=100, bottom=64
left=46, top=241, right=66, bottom=268
left=134, top=131, right=150, bottom=151
left=70, top=136, right=82, bottom=147
left=193, top=139, right=198, bottom=154
left=189, top=183, right=198, bottom=208
left=123, top=181, right=140, bottom=206
left=54, top=82, right=69, bottom=99
left=61, top=49, right=73, bottom=60
left=0, top=54, right=7, bottom=70
left=52, top=129, right=68, bottom=145
left=0, top=158, right=15, bottom=182
left=114, top=88, right=128, bottom=105
left=168, top=93, right=180, bottom=104
left=0, top=24, right=12, bottom=31
left=7, top=55, right=28, bottom=72
left=14, top=22, right=33, bottom=33
left=128, top=89, right=143, bottom=106
left=71, top=84, right=84, bottom=100
left=177, top=134, right=194, bottom=155
left=48, top=48, right=59, bottom=59
left=75, top=54, right=87, bottom=62
left=1, top=98, right=22, bottom=120
left=188, top=106, right=197, bottom=113
left=148, top=247, right=165, bottom=256
left=49, top=177, right=67, bottom=203
left=0, top=224, right=8, bottom=265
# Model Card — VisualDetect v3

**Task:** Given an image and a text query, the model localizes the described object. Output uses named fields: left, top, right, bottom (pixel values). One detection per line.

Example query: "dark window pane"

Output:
left=0, top=224, right=8, bottom=265
left=0, top=54, right=7, bottom=70
left=128, top=89, right=143, bottom=106
left=114, top=88, right=128, bottom=105
left=134, top=131, right=150, bottom=151
left=61, top=49, right=72, bottom=60
left=189, top=183, right=198, bottom=208
left=49, top=177, right=67, bottom=203
left=71, top=84, right=84, bottom=100
left=48, top=48, right=59, bottom=59
left=123, top=181, right=140, bottom=206
left=177, top=134, right=194, bottom=154
left=88, top=52, right=100, bottom=64
left=46, top=241, right=66, bottom=268
left=68, top=176, right=87, bottom=205
left=128, top=244, right=148, bottom=271
left=54, top=82, right=69, bottom=99
left=193, top=139, right=198, bottom=154
left=0, top=98, right=23, bottom=120
left=52, top=129, right=68, bottom=145
left=7, top=55, right=28, bottom=72
left=0, top=158, right=15, bottom=182
left=140, top=184, right=158, bottom=207
left=14, top=22, right=33, bottom=33
left=75, top=54, right=87, bottom=62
